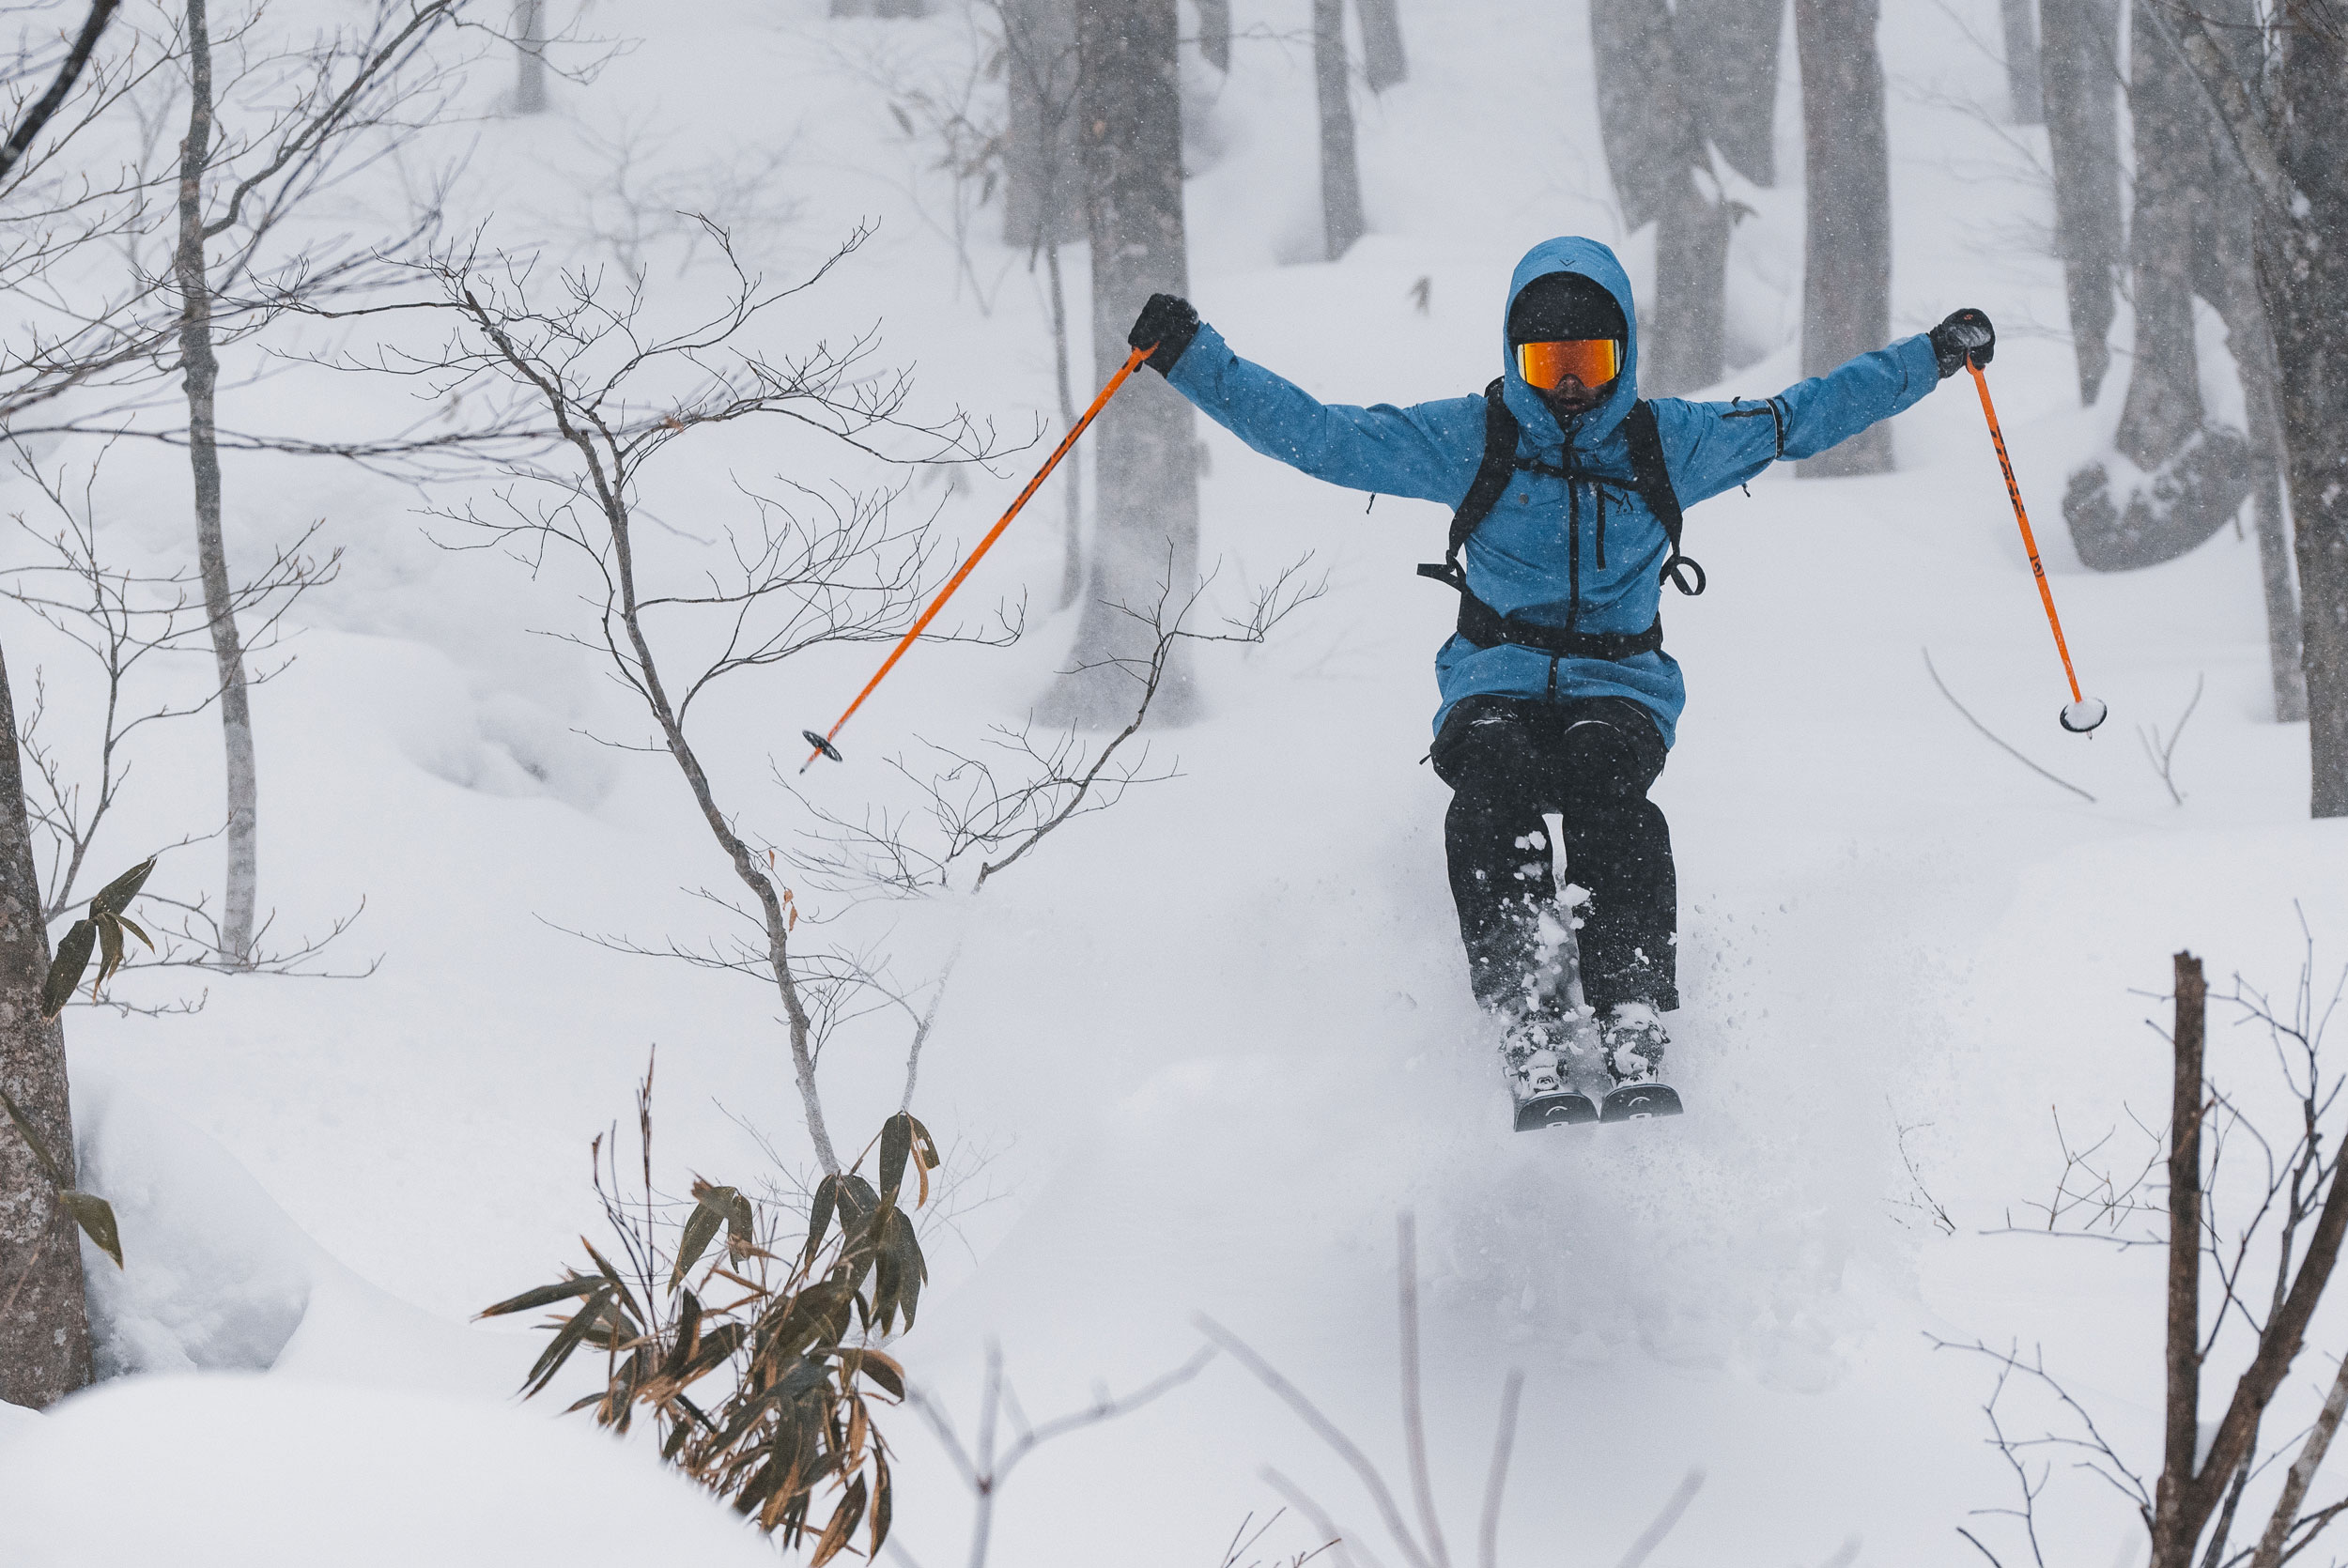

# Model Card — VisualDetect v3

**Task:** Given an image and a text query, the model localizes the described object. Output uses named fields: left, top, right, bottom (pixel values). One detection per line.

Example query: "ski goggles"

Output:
left=1514, top=338, right=1622, bottom=392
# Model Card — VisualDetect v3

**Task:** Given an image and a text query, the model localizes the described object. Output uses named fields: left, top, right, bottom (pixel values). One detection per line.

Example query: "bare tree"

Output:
left=2000, top=0, right=2043, bottom=122
left=1357, top=0, right=1407, bottom=92
left=1794, top=0, right=1891, bottom=476
left=904, top=1339, right=1218, bottom=1568
left=991, top=0, right=1088, bottom=606
left=374, top=224, right=1013, bottom=1174
left=1312, top=0, right=1364, bottom=260
left=1201, top=1212, right=1705, bottom=1568
left=0, top=639, right=88, bottom=1409
left=2038, top=0, right=2121, bottom=404
left=0, top=0, right=120, bottom=184
left=162, top=0, right=465, bottom=964
left=511, top=0, right=547, bottom=114
left=1952, top=945, right=2348, bottom=1567
left=1044, top=0, right=1199, bottom=728
left=2148, top=1, right=2348, bottom=815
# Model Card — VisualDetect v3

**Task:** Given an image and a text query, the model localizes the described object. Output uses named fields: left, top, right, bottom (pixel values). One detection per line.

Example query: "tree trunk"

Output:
left=0, top=641, right=91, bottom=1410
left=1044, top=237, right=1083, bottom=609
left=1043, top=0, right=1197, bottom=728
left=1652, top=177, right=1731, bottom=394
left=2260, top=10, right=2348, bottom=815
left=175, top=0, right=255, bottom=965
left=1795, top=0, right=1892, bottom=476
left=1357, top=0, right=1407, bottom=92
left=512, top=0, right=547, bottom=115
left=1313, top=0, right=1365, bottom=260
left=2115, top=0, right=2211, bottom=472
left=2151, top=951, right=2207, bottom=1568
left=1680, top=0, right=1784, bottom=188
left=2000, top=0, right=2043, bottom=123
left=1001, top=0, right=1081, bottom=251
left=2038, top=0, right=2121, bottom=403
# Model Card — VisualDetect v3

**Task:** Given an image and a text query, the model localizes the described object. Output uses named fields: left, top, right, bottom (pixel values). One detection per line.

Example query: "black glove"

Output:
left=1129, top=292, right=1200, bottom=376
left=1929, top=307, right=1995, bottom=378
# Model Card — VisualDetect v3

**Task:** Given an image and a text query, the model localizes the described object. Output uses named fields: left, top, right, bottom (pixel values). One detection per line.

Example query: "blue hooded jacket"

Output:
left=1164, top=237, right=1943, bottom=746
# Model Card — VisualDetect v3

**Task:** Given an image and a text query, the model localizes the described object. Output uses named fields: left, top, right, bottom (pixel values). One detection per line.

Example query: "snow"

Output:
left=0, top=1376, right=782, bottom=1566
left=3, top=0, right=2341, bottom=1564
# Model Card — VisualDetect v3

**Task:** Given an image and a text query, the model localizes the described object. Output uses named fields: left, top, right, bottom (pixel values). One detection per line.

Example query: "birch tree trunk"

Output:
left=1357, top=0, right=1407, bottom=92
left=1794, top=0, right=1892, bottom=476
left=0, top=641, right=91, bottom=1410
left=1043, top=0, right=1197, bottom=727
left=1313, top=0, right=1365, bottom=260
left=513, top=0, right=548, bottom=115
left=175, top=0, right=255, bottom=966
left=2037, top=0, right=2120, bottom=403
left=2000, top=0, right=2042, bottom=123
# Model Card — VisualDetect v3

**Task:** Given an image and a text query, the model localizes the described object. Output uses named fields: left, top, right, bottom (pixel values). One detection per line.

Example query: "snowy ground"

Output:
left=6, top=1, right=2345, bottom=1564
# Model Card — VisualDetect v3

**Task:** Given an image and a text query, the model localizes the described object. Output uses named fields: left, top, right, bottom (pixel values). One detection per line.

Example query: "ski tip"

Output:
left=1514, top=1091, right=1599, bottom=1132
left=1599, top=1083, right=1685, bottom=1123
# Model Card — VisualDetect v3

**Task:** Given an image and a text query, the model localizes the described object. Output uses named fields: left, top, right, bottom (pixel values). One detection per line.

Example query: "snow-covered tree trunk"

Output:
left=1313, top=0, right=1365, bottom=260
left=512, top=0, right=548, bottom=115
left=1043, top=0, right=1198, bottom=728
left=175, top=0, right=257, bottom=966
left=0, top=642, right=91, bottom=1410
left=2000, top=0, right=2042, bottom=122
left=2037, top=0, right=2120, bottom=403
left=1357, top=0, right=1407, bottom=92
left=1794, top=0, right=1891, bottom=476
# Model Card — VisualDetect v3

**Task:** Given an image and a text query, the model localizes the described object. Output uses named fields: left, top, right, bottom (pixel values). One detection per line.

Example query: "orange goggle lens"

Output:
left=1515, top=338, right=1622, bottom=392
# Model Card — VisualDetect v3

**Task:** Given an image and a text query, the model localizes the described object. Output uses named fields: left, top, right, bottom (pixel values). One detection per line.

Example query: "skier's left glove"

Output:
left=1929, top=308, right=1996, bottom=378
left=1129, top=293, right=1201, bottom=376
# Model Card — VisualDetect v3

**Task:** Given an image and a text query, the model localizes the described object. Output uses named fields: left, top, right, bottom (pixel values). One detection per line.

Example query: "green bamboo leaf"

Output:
left=725, top=1189, right=755, bottom=1256
left=871, top=1453, right=893, bottom=1557
left=41, top=919, right=94, bottom=1020
left=95, top=915, right=123, bottom=991
left=802, top=1174, right=839, bottom=1266
left=877, top=1114, right=911, bottom=1207
left=839, top=1346, right=905, bottom=1399
left=0, top=1083, right=63, bottom=1184
left=60, top=1190, right=121, bottom=1268
left=476, top=1274, right=601, bottom=1319
left=116, top=915, right=152, bottom=952
left=671, top=1183, right=738, bottom=1292
left=521, top=1283, right=614, bottom=1397
left=88, top=856, right=157, bottom=919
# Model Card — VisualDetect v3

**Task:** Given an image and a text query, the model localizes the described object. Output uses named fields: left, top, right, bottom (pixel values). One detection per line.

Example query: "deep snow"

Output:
left=4, top=1, right=2346, bottom=1564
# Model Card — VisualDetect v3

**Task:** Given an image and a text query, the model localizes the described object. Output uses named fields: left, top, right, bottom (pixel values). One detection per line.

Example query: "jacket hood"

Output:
left=1500, top=237, right=1640, bottom=453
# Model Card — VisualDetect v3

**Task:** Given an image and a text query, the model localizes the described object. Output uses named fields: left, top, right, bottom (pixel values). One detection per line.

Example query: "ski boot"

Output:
left=1597, top=1002, right=1683, bottom=1122
left=1503, top=1013, right=1599, bottom=1131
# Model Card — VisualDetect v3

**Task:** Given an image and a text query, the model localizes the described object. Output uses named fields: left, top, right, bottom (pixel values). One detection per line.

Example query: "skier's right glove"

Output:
left=1129, top=293, right=1201, bottom=376
left=1929, top=307, right=1996, bottom=378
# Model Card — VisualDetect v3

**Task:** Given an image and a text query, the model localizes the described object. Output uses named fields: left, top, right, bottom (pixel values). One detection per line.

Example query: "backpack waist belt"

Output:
left=1446, top=589, right=1663, bottom=660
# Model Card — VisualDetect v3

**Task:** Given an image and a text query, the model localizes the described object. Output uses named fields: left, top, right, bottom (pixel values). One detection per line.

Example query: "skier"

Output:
left=1125, top=237, right=1995, bottom=1130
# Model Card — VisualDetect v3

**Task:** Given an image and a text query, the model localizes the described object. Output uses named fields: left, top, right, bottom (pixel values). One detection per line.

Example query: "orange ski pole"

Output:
left=1966, top=357, right=2108, bottom=734
left=799, top=343, right=1155, bottom=772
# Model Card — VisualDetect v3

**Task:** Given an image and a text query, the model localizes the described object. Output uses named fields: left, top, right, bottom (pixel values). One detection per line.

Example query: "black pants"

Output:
left=1431, top=695, right=1677, bottom=1017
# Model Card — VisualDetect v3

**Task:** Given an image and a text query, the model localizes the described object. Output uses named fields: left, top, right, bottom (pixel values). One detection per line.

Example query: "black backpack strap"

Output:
left=1415, top=378, right=1519, bottom=592
left=1623, top=400, right=1705, bottom=596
